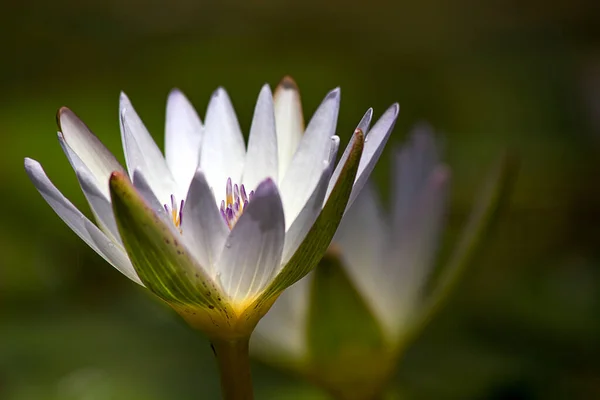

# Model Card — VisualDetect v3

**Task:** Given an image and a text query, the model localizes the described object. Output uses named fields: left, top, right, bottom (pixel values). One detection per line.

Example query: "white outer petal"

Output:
left=183, top=170, right=229, bottom=277
left=333, top=183, right=388, bottom=330
left=119, top=92, right=177, bottom=205
left=217, top=179, right=285, bottom=304
left=59, top=134, right=121, bottom=243
left=24, top=158, right=142, bottom=285
left=326, top=108, right=373, bottom=202
left=75, top=168, right=121, bottom=244
left=281, top=159, right=333, bottom=266
left=347, top=103, right=399, bottom=208
left=380, top=166, right=450, bottom=335
left=279, top=88, right=340, bottom=225
left=200, top=88, right=246, bottom=198
left=273, top=77, right=304, bottom=178
left=57, top=108, right=125, bottom=198
left=242, top=84, right=278, bottom=190
left=131, top=170, right=170, bottom=221
left=165, top=89, right=204, bottom=199
left=392, top=124, right=441, bottom=234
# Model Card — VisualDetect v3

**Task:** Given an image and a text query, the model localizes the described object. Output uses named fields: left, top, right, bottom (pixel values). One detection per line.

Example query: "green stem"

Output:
left=211, top=337, right=254, bottom=400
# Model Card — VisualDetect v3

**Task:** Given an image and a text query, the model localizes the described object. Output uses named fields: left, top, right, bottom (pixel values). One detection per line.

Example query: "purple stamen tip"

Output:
left=240, top=185, right=247, bottom=202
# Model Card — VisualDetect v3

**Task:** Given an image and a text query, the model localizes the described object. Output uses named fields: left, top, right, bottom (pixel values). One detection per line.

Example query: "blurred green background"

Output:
left=2, top=0, right=600, bottom=398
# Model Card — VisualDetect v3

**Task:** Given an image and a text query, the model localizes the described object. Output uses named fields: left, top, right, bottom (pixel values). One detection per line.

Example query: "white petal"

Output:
left=281, top=160, right=332, bottom=265
left=347, top=103, right=399, bottom=208
left=200, top=88, right=246, bottom=197
left=131, top=170, right=170, bottom=220
left=242, top=84, right=278, bottom=190
left=280, top=88, right=340, bottom=224
left=182, top=170, right=229, bottom=277
left=328, top=135, right=340, bottom=164
left=273, top=77, right=304, bottom=178
left=75, top=168, right=121, bottom=244
left=120, top=92, right=177, bottom=204
left=57, top=108, right=125, bottom=198
left=392, top=124, right=441, bottom=234
left=59, top=135, right=121, bottom=243
left=332, top=182, right=389, bottom=327
left=165, top=89, right=204, bottom=199
left=251, top=274, right=311, bottom=362
left=381, top=166, right=450, bottom=334
left=218, top=179, right=285, bottom=303
left=325, top=108, right=373, bottom=201
left=24, top=158, right=141, bottom=285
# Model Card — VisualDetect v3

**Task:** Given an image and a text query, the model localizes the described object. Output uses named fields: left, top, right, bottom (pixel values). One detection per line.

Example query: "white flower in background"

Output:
left=24, top=77, right=399, bottom=339
left=252, top=125, right=511, bottom=398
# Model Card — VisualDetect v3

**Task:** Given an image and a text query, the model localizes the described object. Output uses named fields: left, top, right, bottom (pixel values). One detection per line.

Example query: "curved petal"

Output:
left=333, top=182, right=389, bottom=327
left=57, top=108, right=125, bottom=197
left=200, top=88, right=246, bottom=196
left=183, top=170, right=229, bottom=277
left=279, top=88, right=340, bottom=224
left=165, top=89, right=204, bottom=198
left=273, top=76, right=304, bottom=178
left=380, top=166, right=450, bottom=334
left=347, top=103, right=399, bottom=208
left=282, top=159, right=332, bottom=265
left=75, top=168, right=121, bottom=244
left=58, top=133, right=121, bottom=242
left=392, top=124, right=441, bottom=235
left=24, top=158, right=141, bottom=285
left=120, top=92, right=177, bottom=204
left=325, top=108, right=373, bottom=201
left=131, top=170, right=170, bottom=220
left=218, top=179, right=285, bottom=305
left=242, top=84, right=278, bottom=190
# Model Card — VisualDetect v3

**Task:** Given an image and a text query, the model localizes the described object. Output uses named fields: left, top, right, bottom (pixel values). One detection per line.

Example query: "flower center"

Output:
left=164, top=194, right=184, bottom=233
left=220, top=177, right=254, bottom=229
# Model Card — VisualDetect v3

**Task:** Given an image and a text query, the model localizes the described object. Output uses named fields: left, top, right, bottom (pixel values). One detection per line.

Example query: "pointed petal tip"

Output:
left=254, top=177, right=279, bottom=197
left=259, top=83, right=272, bottom=94
left=119, top=92, right=131, bottom=108
left=212, top=86, right=227, bottom=98
left=56, top=106, right=72, bottom=129
left=278, top=75, right=299, bottom=91
left=24, top=157, right=38, bottom=170
left=390, top=102, right=400, bottom=115
left=168, top=87, right=184, bottom=99
left=327, top=87, right=341, bottom=99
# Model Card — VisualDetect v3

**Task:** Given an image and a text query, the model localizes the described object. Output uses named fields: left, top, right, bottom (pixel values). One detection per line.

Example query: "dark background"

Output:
left=2, top=0, right=600, bottom=398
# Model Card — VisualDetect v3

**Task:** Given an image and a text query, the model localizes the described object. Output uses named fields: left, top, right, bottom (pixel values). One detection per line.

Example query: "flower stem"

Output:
left=211, top=337, right=254, bottom=400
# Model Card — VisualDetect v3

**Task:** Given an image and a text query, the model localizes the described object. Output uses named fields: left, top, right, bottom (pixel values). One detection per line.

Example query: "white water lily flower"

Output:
left=252, top=125, right=511, bottom=398
left=24, top=77, right=399, bottom=339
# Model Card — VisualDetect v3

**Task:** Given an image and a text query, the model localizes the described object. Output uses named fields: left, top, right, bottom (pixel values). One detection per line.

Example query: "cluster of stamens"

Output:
left=220, top=178, right=254, bottom=229
left=164, top=194, right=184, bottom=233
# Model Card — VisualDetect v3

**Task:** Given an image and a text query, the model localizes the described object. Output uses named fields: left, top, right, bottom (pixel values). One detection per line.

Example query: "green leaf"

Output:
left=109, top=172, right=235, bottom=334
left=304, top=252, right=392, bottom=399
left=399, top=151, right=518, bottom=350
left=247, top=129, right=364, bottom=315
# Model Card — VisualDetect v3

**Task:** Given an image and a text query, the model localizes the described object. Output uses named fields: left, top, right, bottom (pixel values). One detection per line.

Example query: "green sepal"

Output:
left=304, top=252, right=393, bottom=400
left=109, top=172, right=237, bottom=337
left=245, top=129, right=364, bottom=317
left=398, top=151, right=518, bottom=351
